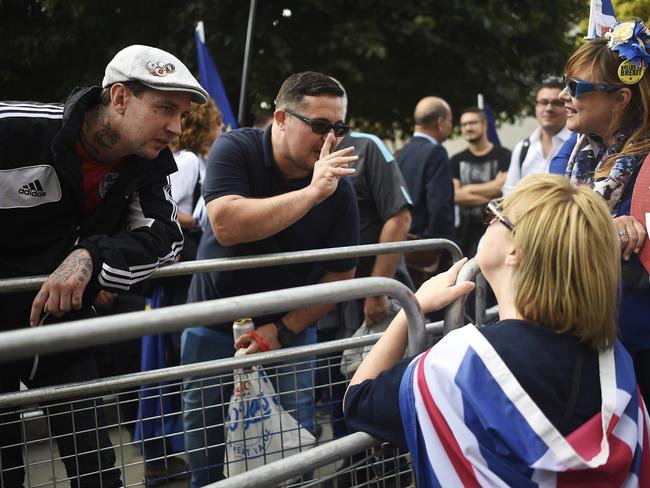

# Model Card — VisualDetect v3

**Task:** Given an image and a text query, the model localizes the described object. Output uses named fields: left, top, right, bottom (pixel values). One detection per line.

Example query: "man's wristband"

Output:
left=246, top=332, right=271, bottom=352
left=274, top=317, right=296, bottom=347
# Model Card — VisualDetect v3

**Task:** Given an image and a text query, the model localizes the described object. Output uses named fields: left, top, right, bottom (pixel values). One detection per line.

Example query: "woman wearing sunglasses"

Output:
left=560, top=20, right=650, bottom=405
left=344, top=174, right=649, bottom=486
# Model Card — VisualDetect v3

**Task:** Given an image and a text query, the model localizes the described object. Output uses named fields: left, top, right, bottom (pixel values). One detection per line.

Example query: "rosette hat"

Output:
left=103, top=44, right=208, bottom=104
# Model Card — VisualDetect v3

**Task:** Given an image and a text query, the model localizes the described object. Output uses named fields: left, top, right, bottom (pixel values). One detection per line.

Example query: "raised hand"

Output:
left=308, top=133, right=357, bottom=204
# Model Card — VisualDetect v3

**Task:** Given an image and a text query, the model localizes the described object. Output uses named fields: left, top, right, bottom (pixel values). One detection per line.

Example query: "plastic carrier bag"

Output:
left=223, top=350, right=315, bottom=477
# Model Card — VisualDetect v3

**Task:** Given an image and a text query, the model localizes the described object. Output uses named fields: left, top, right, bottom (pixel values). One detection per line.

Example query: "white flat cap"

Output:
left=103, top=44, right=208, bottom=104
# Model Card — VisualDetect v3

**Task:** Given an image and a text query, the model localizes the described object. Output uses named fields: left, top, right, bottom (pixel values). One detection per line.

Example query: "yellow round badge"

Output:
left=618, top=60, right=645, bottom=84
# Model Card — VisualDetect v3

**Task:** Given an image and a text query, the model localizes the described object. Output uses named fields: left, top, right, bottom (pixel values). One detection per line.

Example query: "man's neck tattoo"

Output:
left=81, top=108, right=121, bottom=161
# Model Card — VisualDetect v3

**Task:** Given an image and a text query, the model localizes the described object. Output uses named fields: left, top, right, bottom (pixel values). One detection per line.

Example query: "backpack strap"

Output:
left=191, top=166, right=202, bottom=209
left=519, top=137, right=531, bottom=170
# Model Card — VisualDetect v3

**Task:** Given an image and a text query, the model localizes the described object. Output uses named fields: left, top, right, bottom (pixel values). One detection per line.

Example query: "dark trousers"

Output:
left=0, top=353, right=121, bottom=488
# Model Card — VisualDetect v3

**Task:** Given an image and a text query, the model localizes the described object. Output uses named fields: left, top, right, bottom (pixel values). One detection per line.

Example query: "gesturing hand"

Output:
left=414, top=258, right=475, bottom=314
left=30, top=248, right=93, bottom=326
left=309, top=133, right=357, bottom=204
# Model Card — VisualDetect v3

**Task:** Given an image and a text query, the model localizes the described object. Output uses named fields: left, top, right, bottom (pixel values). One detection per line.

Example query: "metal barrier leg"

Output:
left=443, top=259, right=482, bottom=334
left=475, top=273, right=488, bottom=326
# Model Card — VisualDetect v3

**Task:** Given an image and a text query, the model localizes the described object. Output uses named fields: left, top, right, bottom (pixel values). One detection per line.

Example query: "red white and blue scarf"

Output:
left=399, top=325, right=650, bottom=487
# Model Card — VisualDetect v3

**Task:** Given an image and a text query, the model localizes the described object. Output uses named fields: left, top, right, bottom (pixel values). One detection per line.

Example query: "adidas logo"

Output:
left=18, top=179, right=47, bottom=197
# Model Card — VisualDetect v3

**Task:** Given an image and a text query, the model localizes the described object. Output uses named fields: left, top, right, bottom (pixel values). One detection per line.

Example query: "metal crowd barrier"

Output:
left=0, top=320, right=445, bottom=410
left=0, top=240, right=488, bottom=348
left=1, top=322, right=447, bottom=486
left=0, top=277, right=426, bottom=487
left=0, top=242, right=495, bottom=487
left=0, top=278, right=423, bottom=363
left=207, top=431, right=381, bottom=488
left=0, top=239, right=462, bottom=293
left=209, top=258, right=493, bottom=488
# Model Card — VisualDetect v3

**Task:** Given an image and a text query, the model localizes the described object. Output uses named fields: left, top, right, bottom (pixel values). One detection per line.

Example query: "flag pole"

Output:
left=238, top=0, right=258, bottom=127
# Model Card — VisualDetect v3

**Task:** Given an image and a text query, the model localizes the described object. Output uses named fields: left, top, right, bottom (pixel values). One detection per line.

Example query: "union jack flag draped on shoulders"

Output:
left=399, top=325, right=650, bottom=487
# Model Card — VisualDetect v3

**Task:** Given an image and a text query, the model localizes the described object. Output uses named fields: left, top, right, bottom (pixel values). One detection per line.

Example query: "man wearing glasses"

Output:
left=503, top=77, right=572, bottom=195
left=180, top=71, right=360, bottom=486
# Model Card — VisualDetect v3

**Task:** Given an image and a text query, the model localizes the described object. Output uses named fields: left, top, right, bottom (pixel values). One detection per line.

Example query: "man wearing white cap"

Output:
left=0, top=45, right=207, bottom=487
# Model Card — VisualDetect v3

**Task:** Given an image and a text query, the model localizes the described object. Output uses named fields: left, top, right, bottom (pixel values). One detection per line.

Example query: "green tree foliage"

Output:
left=578, top=0, right=650, bottom=37
left=614, top=0, right=650, bottom=21
left=1, top=0, right=583, bottom=133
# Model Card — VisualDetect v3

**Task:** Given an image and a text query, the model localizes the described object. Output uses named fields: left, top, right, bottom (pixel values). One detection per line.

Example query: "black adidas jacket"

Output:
left=0, top=87, right=183, bottom=329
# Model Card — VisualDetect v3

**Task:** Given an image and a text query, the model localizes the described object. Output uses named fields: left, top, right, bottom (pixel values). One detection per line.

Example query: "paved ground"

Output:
left=25, top=426, right=184, bottom=487
left=25, top=422, right=338, bottom=487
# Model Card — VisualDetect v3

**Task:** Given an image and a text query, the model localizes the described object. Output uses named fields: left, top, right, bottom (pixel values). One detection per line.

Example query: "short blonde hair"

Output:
left=502, top=174, right=619, bottom=350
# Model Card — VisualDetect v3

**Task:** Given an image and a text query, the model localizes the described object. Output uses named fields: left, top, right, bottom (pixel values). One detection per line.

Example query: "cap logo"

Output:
left=146, top=60, right=176, bottom=77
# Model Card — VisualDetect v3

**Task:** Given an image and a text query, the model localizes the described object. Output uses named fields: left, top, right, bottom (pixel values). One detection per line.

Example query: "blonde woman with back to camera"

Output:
left=344, top=174, right=650, bottom=486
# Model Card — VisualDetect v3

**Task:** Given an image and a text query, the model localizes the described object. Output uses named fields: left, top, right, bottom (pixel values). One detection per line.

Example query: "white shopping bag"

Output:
left=223, top=351, right=315, bottom=477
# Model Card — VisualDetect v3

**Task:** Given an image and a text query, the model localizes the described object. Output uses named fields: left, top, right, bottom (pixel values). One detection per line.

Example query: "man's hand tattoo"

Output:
left=52, top=250, right=92, bottom=284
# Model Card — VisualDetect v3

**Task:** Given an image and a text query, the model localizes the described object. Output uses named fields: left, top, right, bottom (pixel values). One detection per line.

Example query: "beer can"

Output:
left=233, top=318, right=255, bottom=342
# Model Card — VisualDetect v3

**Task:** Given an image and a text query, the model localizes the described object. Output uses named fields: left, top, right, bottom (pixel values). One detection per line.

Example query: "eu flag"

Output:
left=195, top=23, right=238, bottom=129
left=483, top=104, right=501, bottom=147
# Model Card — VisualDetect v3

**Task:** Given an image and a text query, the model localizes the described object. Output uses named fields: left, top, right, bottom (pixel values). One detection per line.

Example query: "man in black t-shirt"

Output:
left=450, top=107, right=511, bottom=257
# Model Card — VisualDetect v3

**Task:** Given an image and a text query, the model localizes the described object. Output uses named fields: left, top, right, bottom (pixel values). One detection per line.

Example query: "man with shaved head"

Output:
left=396, top=96, right=455, bottom=282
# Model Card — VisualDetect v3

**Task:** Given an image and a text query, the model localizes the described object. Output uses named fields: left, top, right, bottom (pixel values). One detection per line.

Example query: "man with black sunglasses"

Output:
left=180, top=71, right=360, bottom=485
left=503, top=77, right=572, bottom=195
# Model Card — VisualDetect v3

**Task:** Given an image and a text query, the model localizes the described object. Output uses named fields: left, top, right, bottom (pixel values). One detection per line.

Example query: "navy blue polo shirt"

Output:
left=187, top=126, right=359, bottom=328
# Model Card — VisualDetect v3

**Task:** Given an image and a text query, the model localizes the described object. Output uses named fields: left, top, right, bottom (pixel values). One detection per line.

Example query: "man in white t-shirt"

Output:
left=503, top=77, right=572, bottom=195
